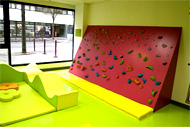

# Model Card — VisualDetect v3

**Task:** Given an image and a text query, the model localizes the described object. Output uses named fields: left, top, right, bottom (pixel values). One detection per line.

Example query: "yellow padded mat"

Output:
left=59, top=71, right=154, bottom=120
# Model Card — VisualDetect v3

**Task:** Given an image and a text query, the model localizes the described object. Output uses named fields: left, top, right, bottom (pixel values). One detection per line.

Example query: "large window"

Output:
left=0, top=1, right=75, bottom=66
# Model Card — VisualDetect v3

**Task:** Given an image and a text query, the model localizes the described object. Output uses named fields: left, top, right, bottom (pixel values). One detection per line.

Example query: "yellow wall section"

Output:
left=82, top=1, right=189, bottom=105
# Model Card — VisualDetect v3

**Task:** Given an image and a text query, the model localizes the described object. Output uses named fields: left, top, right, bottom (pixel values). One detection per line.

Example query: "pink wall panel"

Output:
left=69, top=26, right=181, bottom=110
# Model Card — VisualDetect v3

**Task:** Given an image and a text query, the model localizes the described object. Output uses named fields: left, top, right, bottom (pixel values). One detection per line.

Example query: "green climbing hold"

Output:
left=119, top=59, right=124, bottom=65
left=151, top=90, right=158, bottom=97
left=146, top=36, right=149, bottom=39
left=82, top=53, right=85, bottom=57
left=87, top=49, right=91, bottom=52
left=138, top=53, right=141, bottom=58
left=101, top=52, right=105, bottom=55
left=77, top=60, right=80, bottom=64
left=96, top=47, right=100, bottom=50
left=150, top=76, right=156, bottom=81
left=146, top=65, right=153, bottom=71
left=92, top=43, right=95, bottom=47
left=127, top=50, right=133, bottom=54
left=102, top=61, right=106, bottom=65
left=103, top=74, right=107, bottom=78
left=72, top=60, right=75, bottom=63
left=121, top=40, right=124, bottom=43
left=148, top=99, right=153, bottom=105
left=135, top=39, right=139, bottom=42
left=143, top=57, right=148, bottom=62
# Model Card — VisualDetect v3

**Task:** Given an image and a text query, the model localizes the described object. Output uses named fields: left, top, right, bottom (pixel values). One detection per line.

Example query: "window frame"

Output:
left=0, top=1, right=75, bottom=67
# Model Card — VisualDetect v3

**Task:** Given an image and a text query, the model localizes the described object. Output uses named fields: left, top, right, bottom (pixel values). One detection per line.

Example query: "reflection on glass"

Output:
left=0, top=49, right=9, bottom=64
left=9, top=3, right=74, bottom=65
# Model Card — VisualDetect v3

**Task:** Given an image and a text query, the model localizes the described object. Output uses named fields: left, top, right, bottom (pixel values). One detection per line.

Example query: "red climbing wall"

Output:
left=69, top=26, right=182, bottom=111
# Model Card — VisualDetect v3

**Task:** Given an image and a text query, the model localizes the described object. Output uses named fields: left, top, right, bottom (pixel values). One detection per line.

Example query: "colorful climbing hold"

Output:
left=71, top=64, right=74, bottom=67
left=102, top=61, right=106, bottom=65
left=92, top=43, right=95, bottom=47
left=102, top=68, right=107, bottom=72
left=158, top=36, right=163, bottom=39
left=155, top=81, right=161, bottom=85
left=86, top=58, right=90, bottom=61
left=127, top=50, right=133, bottom=54
left=106, top=77, right=110, bottom=80
left=82, top=53, right=85, bottom=57
left=108, top=65, right=114, bottom=69
left=151, top=90, right=158, bottom=97
left=143, top=57, right=148, bottom=62
left=84, top=75, right=88, bottom=78
left=81, top=66, right=85, bottom=71
left=128, top=32, right=132, bottom=35
left=137, top=73, right=143, bottom=77
left=148, top=47, right=151, bottom=51
left=76, top=65, right=81, bottom=68
left=96, top=73, right=100, bottom=77
left=95, top=56, right=99, bottom=60
left=121, top=40, right=124, bottom=43
left=150, top=76, right=156, bottom=81
left=138, top=53, right=141, bottom=58
left=121, top=71, right=126, bottom=74
left=70, top=68, right=73, bottom=70
left=116, top=75, right=119, bottom=78
left=87, top=49, right=91, bottom=52
left=91, top=68, right=95, bottom=71
left=114, top=56, right=118, bottom=60
left=72, top=60, right=75, bottom=63
left=101, top=52, right=105, bottom=55
left=128, top=79, right=132, bottom=84
left=95, top=62, right=99, bottom=66
left=146, top=65, right=153, bottom=71
left=163, top=61, right=167, bottom=65
left=126, top=66, right=133, bottom=72
left=119, top=59, right=124, bottom=65
left=135, top=39, right=139, bottom=42
left=96, top=47, right=100, bottom=50
left=134, top=80, right=141, bottom=85
left=79, top=62, right=82, bottom=65
left=140, top=30, right=145, bottom=34
left=148, top=99, right=153, bottom=105
left=120, top=55, right=123, bottom=58
left=108, top=50, right=112, bottom=55
left=140, top=85, right=144, bottom=89
left=156, top=54, right=161, bottom=57
left=142, top=78, right=147, bottom=84
left=162, top=44, right=167, bottom=48
left=146, top=36, right=149, bottom=39
left=103, top=74, right=107, bottom=78
left=77, top=60, right=80, bottom=64
left=78, top=56, right=81, bottom=59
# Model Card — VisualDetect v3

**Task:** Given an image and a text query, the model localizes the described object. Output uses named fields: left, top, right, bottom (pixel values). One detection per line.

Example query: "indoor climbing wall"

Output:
left=69, top=26, right=182, bottom=111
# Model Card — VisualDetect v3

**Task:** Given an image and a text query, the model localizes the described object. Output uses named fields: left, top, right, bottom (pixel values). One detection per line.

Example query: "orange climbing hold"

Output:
left=140, top=85, right=144, bottom=89
left=126, top=66, right=133, bottom=72
left=95, top=62, right=99, bottom=66
left=132, top=78, right=141, bottom=85
left=81, top=66, right=85, bottom=71
left=102, top=68, right=107, bottom=72
left=0, top=82, right=19, bottom=90
left=70, top=67, right=73, bottom=70
left=76, top=65, right=81, bottom=68
left=106, top=77, right=110, bottom=80
left=116, top=75, right=119, bottom=78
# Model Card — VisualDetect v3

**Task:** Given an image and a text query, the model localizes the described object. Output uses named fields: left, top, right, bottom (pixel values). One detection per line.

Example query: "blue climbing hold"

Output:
left=78, top=56, right=81, bottom=59
left=121, top=71, right=126, bottom=74
left=155, top=81, right=161, bottom=85
left=91, top=68, right=95, bottom=71
left=128, top=79, right=132, bottom=83
left=96, top=73, right=100, bottom=77
left=79, top=62, right=82, bottom=65
left=142, top=78, right=147, bottom=84
left=86, top=58, right=90, bottom=61
left=108, top=50, right=112, bottom=55
left=108, top=65, right=114, bottom=69
left=138, top=73, right=143, bottom=77
left=114, top=56, right=118, bottom=60
left=95, top=56, right=99, bottom=60
left=84, top=75, right=88, bottom=78
left=71, top=64, right=74, bottom=67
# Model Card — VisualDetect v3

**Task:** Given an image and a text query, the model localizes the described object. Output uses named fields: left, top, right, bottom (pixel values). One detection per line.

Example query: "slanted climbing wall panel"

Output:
left=69, top=26, right=181, bottom=111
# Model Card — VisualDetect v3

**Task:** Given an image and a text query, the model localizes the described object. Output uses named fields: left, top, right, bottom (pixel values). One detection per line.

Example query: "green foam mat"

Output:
left=0, top=82, right=56, bottom=126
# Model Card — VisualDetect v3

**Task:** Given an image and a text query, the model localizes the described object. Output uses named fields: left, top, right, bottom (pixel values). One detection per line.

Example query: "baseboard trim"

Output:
left=171, top=100, right=190, bottom=110
left=41, top=66, right=70, bottom=71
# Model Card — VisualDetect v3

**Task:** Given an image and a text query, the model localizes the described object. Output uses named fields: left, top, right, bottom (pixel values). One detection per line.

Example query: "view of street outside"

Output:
left=0, top=3, right=74, bottom=65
